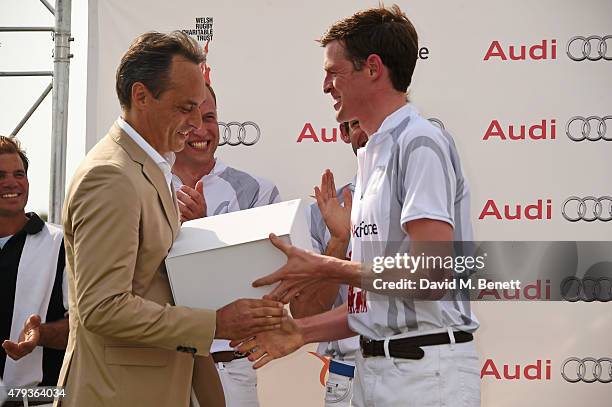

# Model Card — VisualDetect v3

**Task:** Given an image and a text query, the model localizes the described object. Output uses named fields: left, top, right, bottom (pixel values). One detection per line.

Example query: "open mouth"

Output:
left=188, top=141, right=209, bottom=151
left=0, top=192, right=20, bottom=199
left=333, top=98, right=341, bottom=110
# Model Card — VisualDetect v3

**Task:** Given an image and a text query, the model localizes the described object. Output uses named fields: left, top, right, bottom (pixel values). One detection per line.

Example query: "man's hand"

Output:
left=178, top=180, right=206, bottom=222
left=253, top=234, right=331, bottom=303
left=2, top=314, right=41, bottom=360
left=215, top=299, right=286, bottom=340
left=230, top=316, right=304, bottom=369
left=314, top=169, right=352, bottom=241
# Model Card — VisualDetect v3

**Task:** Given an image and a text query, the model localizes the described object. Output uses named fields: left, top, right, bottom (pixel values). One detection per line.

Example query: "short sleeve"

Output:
left=399, top=140, right=456, bottom=229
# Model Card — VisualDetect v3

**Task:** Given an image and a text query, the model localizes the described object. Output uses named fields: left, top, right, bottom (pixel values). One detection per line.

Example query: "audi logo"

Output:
left=562, top=196, right=612, bottom=222
left=566, top=116, right=612, bottom=141
left=560, top=276, right=612, bottom=302
left=218, top=121, right=261, bottom=146
left=428, top=118, right=445, bottom=130
left=567, top=35, right=612, bottom=61
left=561, top=357, right=612, bottom=383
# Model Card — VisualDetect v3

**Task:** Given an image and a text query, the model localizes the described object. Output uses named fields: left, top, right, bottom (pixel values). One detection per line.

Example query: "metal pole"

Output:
left=0, top=71, right=53, bottom=77
left=49, top=0, right=71, bottom=224
left=0, top=27, right=54, bottom=32
left=39, top=0, right=56, bottom=15
left=11, top=82, right=53, bottom=137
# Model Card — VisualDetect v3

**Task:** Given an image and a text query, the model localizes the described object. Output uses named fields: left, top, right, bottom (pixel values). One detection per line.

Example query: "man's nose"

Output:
left=323, top=74, right=332, bottom=94
left=0, top=177, right=19, bottom=189
left=188, top=109, right=203, bottom=130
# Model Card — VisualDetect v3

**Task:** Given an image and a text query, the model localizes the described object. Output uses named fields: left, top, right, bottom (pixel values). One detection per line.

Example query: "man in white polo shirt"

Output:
left=291, top=120, right=366, bottom=406
left=172, top=83, right=280, bottom=407
left=235, top=6, right=480, bottom=407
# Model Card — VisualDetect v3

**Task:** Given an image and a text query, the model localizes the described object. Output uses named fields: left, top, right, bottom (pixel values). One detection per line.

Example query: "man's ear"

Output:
left=365, top=54, right=384, bottom=79
left=339, top=123, right=350, bottom=144
left=130, top=82, right=149, bottom=110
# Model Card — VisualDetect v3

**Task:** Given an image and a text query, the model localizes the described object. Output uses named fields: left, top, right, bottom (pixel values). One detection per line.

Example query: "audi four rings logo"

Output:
left=561, top=196, right=612, bottom=222
left=566, top=35, right=612, bottom=61
left=566, top=116, right=612, bottom=141
left=561, top=358, right=612, bottom=383
left=218, top=121, right=261, bottom=146
left=560, top=277, right=612, bottom=302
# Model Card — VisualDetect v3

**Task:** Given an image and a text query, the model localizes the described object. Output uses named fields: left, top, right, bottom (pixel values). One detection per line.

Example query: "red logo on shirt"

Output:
left=348, top=286, right=368, bottom=313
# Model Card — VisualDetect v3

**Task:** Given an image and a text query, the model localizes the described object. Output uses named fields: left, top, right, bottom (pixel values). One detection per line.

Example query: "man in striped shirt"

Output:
left=172, top=83, right=280, bottom=407
left=235, top=6, right=480, bottom=407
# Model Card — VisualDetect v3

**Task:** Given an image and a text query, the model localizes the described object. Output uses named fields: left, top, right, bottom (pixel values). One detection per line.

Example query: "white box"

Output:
left=166, top=199, right=313, bottom=310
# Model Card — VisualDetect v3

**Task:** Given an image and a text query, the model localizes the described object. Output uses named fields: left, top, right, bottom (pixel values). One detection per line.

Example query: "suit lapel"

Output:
left=110, top=124, right=180, bottom=237
left=142, top=161, right=180, bottom=237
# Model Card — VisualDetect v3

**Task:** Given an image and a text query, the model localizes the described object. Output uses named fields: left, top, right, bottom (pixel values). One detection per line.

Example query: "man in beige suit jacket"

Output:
left=56, top=31, right=285, bottom=407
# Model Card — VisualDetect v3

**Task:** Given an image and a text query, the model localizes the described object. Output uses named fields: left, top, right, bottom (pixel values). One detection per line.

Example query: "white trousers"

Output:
left=216, top=357, right=259, bottom=407
left=351, top=341, right=480, bottom=407
left=325, top=371, right=354, bottom=407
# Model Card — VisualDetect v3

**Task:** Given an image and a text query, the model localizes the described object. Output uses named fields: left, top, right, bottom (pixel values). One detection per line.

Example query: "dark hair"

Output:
left=206, top=83, right=217, bottom=104
left=320, top=5, right=418, bottom=92
left=0, top=135, right=29, bottom=172
left=116, top=31, right=205, bottom=109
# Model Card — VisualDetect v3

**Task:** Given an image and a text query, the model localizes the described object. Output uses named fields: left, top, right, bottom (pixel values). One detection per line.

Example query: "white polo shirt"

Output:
left=348, top=103, right=479, bottom=340
left=172, top=159, right=279, bottom=216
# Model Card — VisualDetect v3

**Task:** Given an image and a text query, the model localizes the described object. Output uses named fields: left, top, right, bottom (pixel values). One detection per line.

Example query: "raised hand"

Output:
left=178, top=180, right=206, bottom=222
left=2, top=314, right=41, bottom=360
left=215, top=299, right=286, bottom=340
left=230, top=316, right=304, bottom=369
left=314, top=169, right=352, bottom=241
left=253, top=234, right=329, bottom=303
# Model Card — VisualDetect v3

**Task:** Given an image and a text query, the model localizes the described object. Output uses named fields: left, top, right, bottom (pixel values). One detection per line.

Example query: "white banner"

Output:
left=87, top=0, right=612, bottom=405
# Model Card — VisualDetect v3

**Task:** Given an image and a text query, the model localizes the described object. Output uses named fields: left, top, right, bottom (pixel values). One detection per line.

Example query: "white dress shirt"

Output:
left=117, top=117, right=175, bottom=193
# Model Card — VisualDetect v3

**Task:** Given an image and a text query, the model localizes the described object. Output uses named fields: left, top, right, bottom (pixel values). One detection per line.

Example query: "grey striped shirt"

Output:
left=348, top=104, right=479, bottom=340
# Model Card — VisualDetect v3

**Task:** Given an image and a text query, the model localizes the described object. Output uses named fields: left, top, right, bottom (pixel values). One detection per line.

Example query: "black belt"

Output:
left=212, top=350, right=248, bottom=364
left=360, top=331, right=473, bottom=360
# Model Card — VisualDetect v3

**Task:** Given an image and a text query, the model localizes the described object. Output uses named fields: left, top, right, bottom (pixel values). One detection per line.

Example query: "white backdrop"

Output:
left=87, top=1, right=612, bottom=405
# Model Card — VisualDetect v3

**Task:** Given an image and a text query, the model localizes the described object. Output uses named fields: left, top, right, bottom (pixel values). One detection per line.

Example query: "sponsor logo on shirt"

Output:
left=352, top=221, right=378, bottom=238
left=348, top=286, right=368, bottom=314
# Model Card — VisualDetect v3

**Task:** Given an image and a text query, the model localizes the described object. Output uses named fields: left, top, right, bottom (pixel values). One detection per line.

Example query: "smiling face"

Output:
left=340, top=120, right=369, bottom=155
left=323, top=40, right=369, bottom=123
left=143, top=55, right=207, bottom=154
left=0, top=153, right=29, bottom=217
left=174, top=86, right=219, bottom=170
left=348, top=120, right=368, bottom=154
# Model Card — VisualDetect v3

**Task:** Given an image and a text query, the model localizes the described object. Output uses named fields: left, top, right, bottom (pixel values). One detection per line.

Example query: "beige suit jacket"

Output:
left=55, top=124, right=224, bottom=406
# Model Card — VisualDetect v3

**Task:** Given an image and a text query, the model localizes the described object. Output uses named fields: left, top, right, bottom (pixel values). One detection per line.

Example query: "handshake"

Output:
left=216, top=295, right=307, bottom=370
left=213, top=298, right=288, bottom=341
left=216, top=230, right=343, bottom=369
left=213, top=170, right=354, bottom=367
